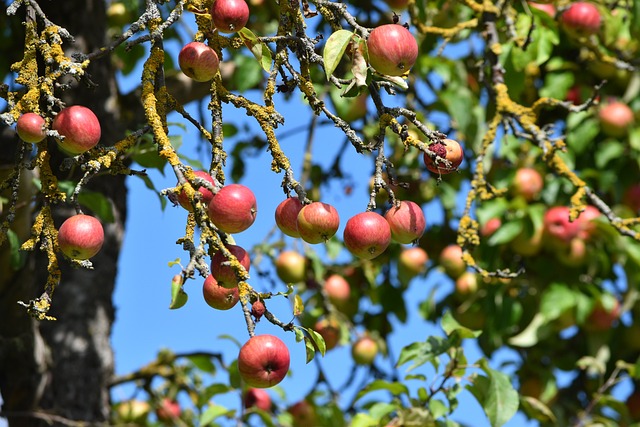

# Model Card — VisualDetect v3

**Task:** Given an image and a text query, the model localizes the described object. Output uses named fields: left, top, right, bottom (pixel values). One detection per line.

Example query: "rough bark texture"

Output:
left=0, top=1, right=126, bottom=425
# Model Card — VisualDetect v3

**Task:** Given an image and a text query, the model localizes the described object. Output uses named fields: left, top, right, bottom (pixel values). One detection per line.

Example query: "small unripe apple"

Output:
left=384, top=201, right=426, bottom=244
left=398, top=246, right=429, bottom=282
left=57, top=215, right=104, bottom=260
left=115, top=400, right=150, bottom=423
left=561, top=2, right=601, bottom=37
left=203, top=274, right=239, bottom=310
left=52, top=105, right=101, bottom=155
left=238, top=334, right=290, bottom=388
left=207, top=183, right=257, bottom=234
left=296, top=202, right=340, bottom=244
left=210, top=244, right=251, bottom=288
left=439, top=244, right=466, bottom=279
left=275, top=197, right=304, bottom=237
left=288, top=400, right=318, bottom=427
left=275, top=250, right=306, bottom=283
left=511, top=167, right=543, bottom=202
left=343, top=211, right=391, bottom=260
left=351, top=336, right=378, bottom=365
left=424, top=139, right=464, bottom=174
left=16, top=113, right=47, bottom=143
left=314, top=318, right=341, bottom=350
left=156, top=398, right=181, bottom=422
left=480, top=217, right=502, bottom=237
left=177, top=170, right=217, bottom=211
left=454, top=271, right=478, bottom=299
left=244, top=388, right=271, bottom=412
left=251, top=299, right=265, bottom=320
left=210, top=0, right=250, bottom=33
left=178, top=41, right=220, bottom=82
left=324, top=274, right=351, bottom=307
left=366, top=24, right=419, bottom=77
left=598, top=101, right=634, bottom=137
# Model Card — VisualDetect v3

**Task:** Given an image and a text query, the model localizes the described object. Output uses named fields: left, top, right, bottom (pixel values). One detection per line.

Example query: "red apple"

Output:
left=207, top=184, right=257, bottom=234
left=177, top=170, right=217, bottom=211
left=454, top=272, right=478, bottom=299
left=210, top=0, right=250, bottom=33
left=398, top=247, right=429, bottom=281
left=367, top=24, right=418, bottom=76
left=57, top=215, right=104, bottom=260
left=210, top=244, right=251, bottom=288
left=178, top=41, right=220, bottom=82
left=529, top=2, right=555, bottom=17
left=275, top=250, right=306, bottom=283
left=288, top=400, right=318, bottom=427
left=384, top=201, right=426, bottom=244
left=251, top=299, right=265, bottom=320
left=275, top=197, right=304, bottom=237
left=480, top=217, right=502, bottom=237
left=543, top=206, right=581, bottom=246
left=324, top=274, right=351, bottom=307
left=52, top=105, right=101, bottom=155
left=561, top=2, right=601, bottom=37
left=623, top=184, right=640, bottom=213
left=343, top=211, right=391, bottom=260
left=423, top=139, right=464, bottom=174
left=203, top=274, right=240, bottom=310
left=16, top=113, right=46, bottom=143
left=626, top=390, right=640, bottom=421
left=439, top=244, right=466, bottom=279
left=296, top=202, right=340, bottom=244
left=599, top=101, right=634, bottom=137
left=314, top=318, right=341, bottom=350
left=511, top=167, right=543, bottom=202
left=351, top=336, right=378, bottom=365
left=156, top=398, right=180, bottom=422
left=244, top=388, right=271, bottom=412
left=238, top=334, right=290, bottom=388
left=584, top=297, right=620, bottom=332
left=557, top=237, right=588, bottom=267
left=576, top=205, right=600, bottom=240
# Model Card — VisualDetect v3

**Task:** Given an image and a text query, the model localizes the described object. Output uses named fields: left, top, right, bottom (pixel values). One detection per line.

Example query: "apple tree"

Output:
left=1, top=0, right=640, bottom=426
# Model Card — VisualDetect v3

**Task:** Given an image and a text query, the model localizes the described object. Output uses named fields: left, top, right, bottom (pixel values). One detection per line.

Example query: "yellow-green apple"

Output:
left=439, top=244, right=466, bottom=279
left=275, top=250, right=306, bottom=283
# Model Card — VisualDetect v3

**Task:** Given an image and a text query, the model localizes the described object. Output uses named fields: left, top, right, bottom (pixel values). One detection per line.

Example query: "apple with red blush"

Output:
left=207, top=183, right=257, bottom=234
left=238, top=334, right=290, bottom=388
left=398, top=246, right=429, bottom=283
left=439, top=244, right=466, bottom=279
left=560, top=2, right=602, bottom=37
left=57, top=215, right=104, bottom=260
left=314, top=318, right=341, bottom=350
left=203, top=274, right=239, bottom=310
left=288, top=400, right=318, bottom=427
left=343, top=211, right=391, bottom=260
left=178, top=41, right=220, bottom=82
left=366, top=24, right=418, bottom=76
left=176, top=170, right=217, bottom=211
left=351, top=335, right=379, bottom=365
left=384, top=200, right=426, bottom=244
left=599, top=101, right=634, bottom=138
left=16, top=113, right=47, bottom=143
left=424, top=139, right=464, bottom=174
left=296, top=202, right=340, bottom=244
left=210, top=0, right=250, bottom=33
left=511, top=167, right=543, bottom=202
left=156, top=398, right=180, bottom=422
left=274, top=250, right=306, bottom=283
left=243, top=388, right=272, bottom=412
left=275, top=197, right=303, bottom=237
left=210, top=244, right=251, bottom=288
left=53, top=105, right=101, bottom=155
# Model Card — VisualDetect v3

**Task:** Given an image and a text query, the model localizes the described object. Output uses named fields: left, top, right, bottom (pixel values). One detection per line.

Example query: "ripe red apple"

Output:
left=584, top=297, right=620, bottom=332
left=177, top=170, right=217, bottom=211
left=324, top=274, right=351, bottom=307
left=480, top=217, right=502, bottom=237
left=576, top=205, right=600, bottom=240
left=156, top=398, right=180, bottom=422
left=314, top=318, right=341, bottom=350
left=366, top=24, right=419, bottom=76
left=288, top=400, right=318, bottom=427
left=251, top=299, right=266, bottom=320
left=423, top=139, right=464, bottom=174
left=275, top=250, right=306, bottom=283
left=543, top=206, right=581, bottom=246
left=529, top=2, right=555, bottom=17
left=397, top=246, right=429, bottom=282
left=296, top=202, right=340, bottom=244
left=343, top=211, right=391, bottom=260
left=244, top=388, right=271, bottom=412
left=207, top=183, right=257, bottom=234
left=57, top=215, right=104, bottom=260
left=454, top=272, right=478, bottom=299
left=52, top=105, right=101, bottom=155
left=203, top=274, right=240, bottom=310
left=560, top=2, right=601, bottom=37
left=210, top=0, right=250, bottom=33
left=16, top=113, right=47, bottom=143
left=351, top=336, right=378, bottom=365
left=626, top=390, right=640, bottom=421
left=210, top=244, right=251, bottom=288
left=623, top=184, right=640, bottom=213
left=566, top=86, right=582, bottom=105
left=599, top=101, right=634, bottom=137
left=178, top=41, right=220, bottom=82
left=275, top=197, right=304, bottom=237
left=439, top=244, right=466, bottom=279
left=237, top=334, right=290, bottom=388
left=511, top=167, right=543, bottom=202
left=384, top=201, right=426, bottom=244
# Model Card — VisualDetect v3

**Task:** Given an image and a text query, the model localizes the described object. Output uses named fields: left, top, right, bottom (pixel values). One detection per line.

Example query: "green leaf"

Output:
left=231, top=54, right=263, bottom=92
left=169, top=280, right=188, bottom=310
left=199, top=403, right=234, bottom=425
left=354, top=379, right=409, bottom=402
left=566, top=115, right=599, bottom=155
left=595, top=141, right=625, bottom=169
left=305, top=327, right=326, bottom=356
left=396, top=336, right=452, bottom=371
left=467, top=360, right=519, bottom=427
left=429, top=399, right=449, bottom=419
left=238, top=28, right=273, bottom=72
left=6, top=229, right=25, bottom=270
left=487, top=220, right=523, bottom=246
left=507, top=312, right=549, bottom=347
left=323, top=30, right=354, bottom=80
left=303, top=336, right=317, bottom=364
left=441, top=310, right=483, bottom=338
left=187, top=354, right=217, bottom=373
left=78, top=190, right=115, bottom=223
left=539, top=283, right=577, bottom=321
left=293, top=294, right=304, bottom=316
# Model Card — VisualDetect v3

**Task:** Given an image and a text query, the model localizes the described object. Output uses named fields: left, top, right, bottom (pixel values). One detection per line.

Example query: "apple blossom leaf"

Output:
left=354, top=380, right=409, bottom=402
left=293, top=294, right=304, bottom=316
left=323, top=29, right=354, bottom=80
left=199, top=403, right=235, bottom=425
left=303, top=336, right=317, bottom=363
left=467, top=360, right=519, bottom=427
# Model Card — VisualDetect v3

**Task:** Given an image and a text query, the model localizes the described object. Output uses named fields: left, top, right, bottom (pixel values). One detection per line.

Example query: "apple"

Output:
left=210, top=0, right=250, bottom=33
left=52, top=105, right=101, bottom=155
left=178, top=41, right=220, bottom=82
left=384, top=0, right=409, bottom=10
left=566, top=85, right=582, bottom=105
left=576, top=205, right=600, bottom=240
left=528, top=2, right=555, bottom=17
left=296, top=202, right=340, bottom=244
left=16, top=113, right=46, bottom=143
left=543, top=206, right=581, bottom=246
left=626, top=390, right=640, bottom=421
left=288, top=400, right=318, bottom=427
left=511, top=167, right=543, bottom=202
left=511, top=225, right=543, bottom=257
left=207, top=183, right=257, bottom=234
left=275, top=197, right=303, bottom=237
left=423, top=139, right=464, bottom=174
left=519, top=376, right=544, bottom=398
left=560, top=2, right=601, bottom=37
left=623, top=184, right=640, bottom=213
left=343, top=211, right=391, bottom=260
left=251, top=299, right=266, bottom=321
left=351, top=336, right=378, bottom=365
left=237, top=334, right=290, bottom=388
left=366, top=24, right=419, bottom=76
left=244, top=388, right=271, bottom=412
left=324, top=274, right=351, bottom=307
left=210, top=244, right=251, bottom=288
left=598, top=101, right=634, bottom=137
left=397, top=246, right=429, bottom=282
left=584, top=297, right=620, bottom=332
left=115, top=400, right=150, bottom=423
left=384, top=200, right=426, bottom=244
left=156, top=398, right=180, bottom=422
left=439, top=244, right=466, bottom=279
left=57, top=215, right=104, bottom=260
left=275, top=250, right=306, bottom=283
left=480, top=217, right=502, bottom=237
left=203, top=274, right=240, bottom=310
left=177, top=170, right=217, bottom=211
left=454, top=272, right=478, bottom=299
left=314, top=318, right=341, bottom=350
